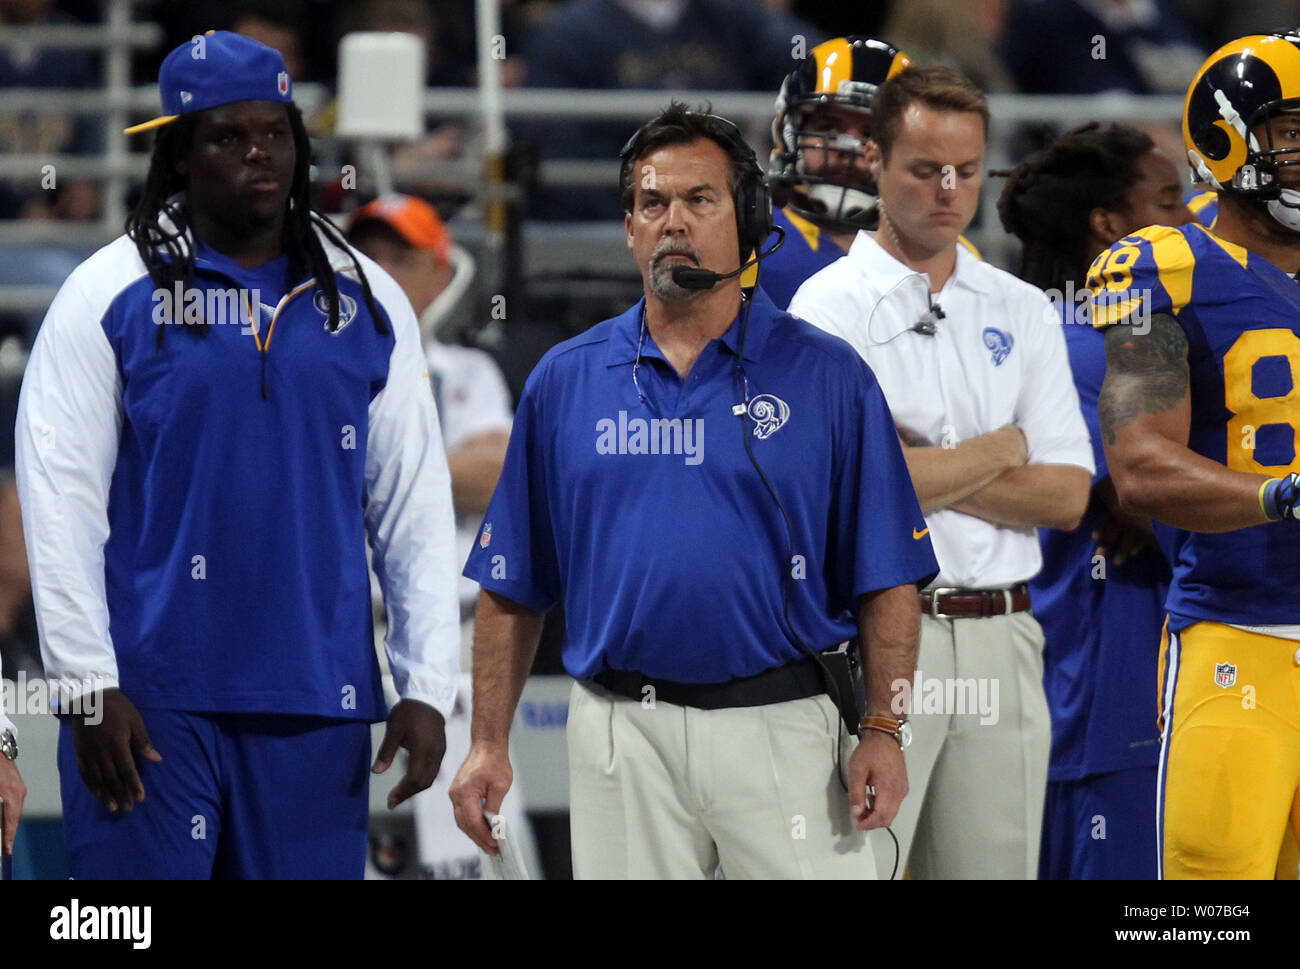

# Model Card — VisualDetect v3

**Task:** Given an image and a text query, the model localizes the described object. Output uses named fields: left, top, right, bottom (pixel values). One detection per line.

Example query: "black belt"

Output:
left=591, top=654, right=828, bottom=710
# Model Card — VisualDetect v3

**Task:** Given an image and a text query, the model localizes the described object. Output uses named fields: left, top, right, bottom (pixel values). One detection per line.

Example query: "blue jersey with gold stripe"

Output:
left=1186, top=189, right=1218, bottom=229
left=751, top=206, right=847, bottom=310
left=1088, top=223, right=1300, bottom=630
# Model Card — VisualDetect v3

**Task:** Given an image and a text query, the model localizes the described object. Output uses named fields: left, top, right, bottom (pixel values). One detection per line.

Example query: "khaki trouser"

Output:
left=567, top=680, right=874, bottom=879
left=870, top=610, right=1052, bottom=879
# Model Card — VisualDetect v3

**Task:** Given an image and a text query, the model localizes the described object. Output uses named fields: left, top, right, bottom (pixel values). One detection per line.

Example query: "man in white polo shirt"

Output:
left=789, top=66, right=1093, bottom=879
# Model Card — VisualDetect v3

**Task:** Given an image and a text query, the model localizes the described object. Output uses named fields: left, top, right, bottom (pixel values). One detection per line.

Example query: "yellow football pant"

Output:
left=1159, top=621, right=1300, bottom=879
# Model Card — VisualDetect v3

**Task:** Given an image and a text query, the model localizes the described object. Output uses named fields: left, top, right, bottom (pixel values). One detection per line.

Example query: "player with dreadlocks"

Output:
left=998, top=122, right=1192, bottom=879
left=14, top=31, right=461, bottom=878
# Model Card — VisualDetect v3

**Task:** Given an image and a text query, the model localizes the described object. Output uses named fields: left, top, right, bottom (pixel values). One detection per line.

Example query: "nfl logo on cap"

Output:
left=1214, top=662, right=1237, bottom=689
left=277, top=71, right=289, bottom=96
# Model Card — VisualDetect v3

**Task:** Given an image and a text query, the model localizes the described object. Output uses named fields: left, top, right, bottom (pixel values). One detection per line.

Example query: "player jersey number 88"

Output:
left=1088, top=221, right=1300, bottom=629
left=1088, top=223, right=1300, bottom=475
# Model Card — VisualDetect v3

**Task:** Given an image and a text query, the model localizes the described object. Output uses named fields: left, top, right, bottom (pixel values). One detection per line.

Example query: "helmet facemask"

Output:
left=1236, top=103, right=1300, bottom=231
left=773, top=104, right=881, bottom=233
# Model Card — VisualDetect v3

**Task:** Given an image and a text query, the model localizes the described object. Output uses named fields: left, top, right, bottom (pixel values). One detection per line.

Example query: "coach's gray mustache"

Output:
left=653, top=244, right=700, bottom=265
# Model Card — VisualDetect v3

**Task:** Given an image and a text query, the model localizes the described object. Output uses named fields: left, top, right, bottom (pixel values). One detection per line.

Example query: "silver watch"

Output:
left=0, top=729, right=16, bottom=762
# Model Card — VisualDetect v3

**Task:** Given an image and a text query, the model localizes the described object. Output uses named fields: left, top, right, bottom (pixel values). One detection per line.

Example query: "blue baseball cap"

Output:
left=124, top=30, right=294, bottom=135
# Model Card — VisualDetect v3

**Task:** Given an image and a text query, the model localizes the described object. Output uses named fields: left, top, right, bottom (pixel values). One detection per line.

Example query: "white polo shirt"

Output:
left=788, top=232, right=1094, bottom=589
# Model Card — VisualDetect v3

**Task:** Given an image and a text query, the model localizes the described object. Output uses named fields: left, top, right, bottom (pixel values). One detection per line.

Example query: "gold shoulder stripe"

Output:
left=1187, top=190, right=1217, bottom=215
left=783, top=207, right=822, bottom=251
left=1197, top=226, right=1249, bottom=269
left=1128, top=224, right=1195, bottom=315
left=957, top=234, right=982, bottom=260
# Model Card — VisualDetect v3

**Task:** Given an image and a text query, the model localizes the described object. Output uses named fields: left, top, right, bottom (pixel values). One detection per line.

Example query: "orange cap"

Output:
left=349, top=193, right=451, bottom=264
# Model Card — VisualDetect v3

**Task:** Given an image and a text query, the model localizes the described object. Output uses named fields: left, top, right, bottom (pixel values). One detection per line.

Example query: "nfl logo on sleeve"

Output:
left=480, top=523, right=492, bottom=549
left=1214, top=662, right=1237, bottom=689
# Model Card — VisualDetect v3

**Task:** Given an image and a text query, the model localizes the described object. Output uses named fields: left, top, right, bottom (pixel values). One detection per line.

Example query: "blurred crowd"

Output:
left=4, top=0, right=1300, bottom=225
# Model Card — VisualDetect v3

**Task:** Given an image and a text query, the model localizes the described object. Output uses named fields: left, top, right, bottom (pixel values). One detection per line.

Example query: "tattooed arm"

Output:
left=1100, top=313, right=1270, bottom=532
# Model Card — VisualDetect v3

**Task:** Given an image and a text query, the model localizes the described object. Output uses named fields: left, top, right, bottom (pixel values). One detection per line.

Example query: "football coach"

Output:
left=450, top=103, right=938, bottom=879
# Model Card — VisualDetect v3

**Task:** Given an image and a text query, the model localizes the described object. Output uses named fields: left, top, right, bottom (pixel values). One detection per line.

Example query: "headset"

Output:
left=618, top=111, right=777, bottom=277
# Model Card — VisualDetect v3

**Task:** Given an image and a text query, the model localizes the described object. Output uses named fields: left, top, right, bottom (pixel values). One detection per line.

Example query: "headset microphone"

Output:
left=672, top=263, right=747, bottom=290
left=670, top=228, right=787, bottom=291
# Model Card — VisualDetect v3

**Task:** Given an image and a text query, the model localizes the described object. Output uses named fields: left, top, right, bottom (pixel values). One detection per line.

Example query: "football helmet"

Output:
left=768, top=36, right=912, bottom=233
left=1184, top=31, right=1300, bottom=231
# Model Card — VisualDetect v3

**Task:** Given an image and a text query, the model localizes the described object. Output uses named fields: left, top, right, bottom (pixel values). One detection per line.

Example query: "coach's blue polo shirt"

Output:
left=464, top=286, right=938, bottom=683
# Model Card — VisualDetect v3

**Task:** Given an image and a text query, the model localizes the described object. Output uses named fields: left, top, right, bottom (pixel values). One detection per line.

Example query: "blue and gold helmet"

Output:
left=768, top=36, right=911, bottom=233
left=1185, top=31, right=1300, bottom=213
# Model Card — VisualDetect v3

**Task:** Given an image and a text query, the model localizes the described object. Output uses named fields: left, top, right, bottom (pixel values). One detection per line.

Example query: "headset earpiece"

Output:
left=734, top=157, right=774, bottom=263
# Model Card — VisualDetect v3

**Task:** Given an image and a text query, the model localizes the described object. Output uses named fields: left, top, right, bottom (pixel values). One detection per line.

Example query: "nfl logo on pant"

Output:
left=1214, top=662, right=1237, bottom=689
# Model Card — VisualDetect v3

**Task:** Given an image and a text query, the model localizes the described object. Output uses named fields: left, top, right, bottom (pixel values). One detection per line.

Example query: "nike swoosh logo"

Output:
left=913, top=527, right=930, bottom=540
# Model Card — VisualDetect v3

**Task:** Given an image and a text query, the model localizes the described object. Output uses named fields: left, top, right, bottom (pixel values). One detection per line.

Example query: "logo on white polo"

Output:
left=747, top=394, right=790, bottom=439
left=595, top=411, right=703, bottom=465
left=982, top=327, right=1013, bottom=366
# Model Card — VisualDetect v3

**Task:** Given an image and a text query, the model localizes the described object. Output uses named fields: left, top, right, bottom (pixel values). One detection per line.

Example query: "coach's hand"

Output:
left=71, top=688, right=162, bottom=813
left=373, top=699, right=446, bottom=809
left=848, top=731, right=907, bottom=831
left=449, top=742, right=513, bottom=856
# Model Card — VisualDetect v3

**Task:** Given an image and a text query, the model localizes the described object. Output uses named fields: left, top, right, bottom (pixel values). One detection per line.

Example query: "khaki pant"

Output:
left=870, top=610, right=1051, bottom=879
left=567, top=680, right=874, bottom=879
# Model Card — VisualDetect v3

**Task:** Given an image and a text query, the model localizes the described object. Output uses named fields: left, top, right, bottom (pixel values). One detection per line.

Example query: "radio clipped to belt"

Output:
left=816, top=638, right=867, bottom=736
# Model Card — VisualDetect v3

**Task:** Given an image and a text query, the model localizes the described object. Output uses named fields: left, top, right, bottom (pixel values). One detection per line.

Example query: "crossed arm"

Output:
left=1098, top=313, right=1270, bottom=531
left=896, top=423, right=1090, bottom=531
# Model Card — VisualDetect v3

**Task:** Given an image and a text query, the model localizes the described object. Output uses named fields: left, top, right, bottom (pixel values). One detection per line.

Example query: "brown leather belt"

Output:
left=919, top=583, right=1031, bottom=619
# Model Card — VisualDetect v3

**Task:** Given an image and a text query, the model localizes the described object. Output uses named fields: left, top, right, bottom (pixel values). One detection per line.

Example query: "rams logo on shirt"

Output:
left=982, top=327, right=1013, bottom=366
left=314, top=290, right=358, bottom=333
left=747, top=394, right=790, bottom=439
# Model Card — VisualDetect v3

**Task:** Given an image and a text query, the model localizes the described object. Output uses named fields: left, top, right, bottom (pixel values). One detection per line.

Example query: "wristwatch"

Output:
left=0, top=728, right=16, bottom=762
left=858, top=714, right=911, bottom=750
